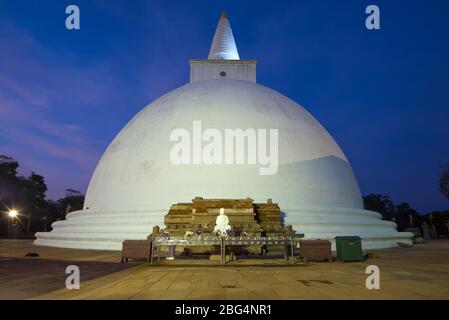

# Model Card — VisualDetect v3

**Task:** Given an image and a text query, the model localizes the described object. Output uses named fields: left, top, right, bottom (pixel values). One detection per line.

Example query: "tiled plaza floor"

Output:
left=1, top=239, right=448, bottom=299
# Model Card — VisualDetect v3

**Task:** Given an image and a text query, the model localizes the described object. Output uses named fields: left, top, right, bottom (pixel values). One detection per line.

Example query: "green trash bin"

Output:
left=335, top=236, right=363, bottom=262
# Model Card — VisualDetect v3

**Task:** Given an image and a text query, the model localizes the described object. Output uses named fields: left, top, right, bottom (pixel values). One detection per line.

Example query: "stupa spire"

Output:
left=208, top=11, right=240, bottom=60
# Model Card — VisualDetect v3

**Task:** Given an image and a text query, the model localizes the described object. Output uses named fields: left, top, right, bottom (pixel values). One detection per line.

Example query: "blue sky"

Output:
left=0, top=0, right=448, bottom=212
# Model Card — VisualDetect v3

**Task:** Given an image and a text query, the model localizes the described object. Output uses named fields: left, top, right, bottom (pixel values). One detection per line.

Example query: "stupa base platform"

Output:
left=34, top=203, right=412, bottom=251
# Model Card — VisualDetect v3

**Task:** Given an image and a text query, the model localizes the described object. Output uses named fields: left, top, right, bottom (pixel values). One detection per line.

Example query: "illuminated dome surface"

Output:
left=34, top=12, right=412, bottom=250
left=35, top=79, right=412, bottom=250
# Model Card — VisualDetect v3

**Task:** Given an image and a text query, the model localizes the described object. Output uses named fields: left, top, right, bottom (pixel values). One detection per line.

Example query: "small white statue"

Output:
left=214, top=208, right=231, bottom=234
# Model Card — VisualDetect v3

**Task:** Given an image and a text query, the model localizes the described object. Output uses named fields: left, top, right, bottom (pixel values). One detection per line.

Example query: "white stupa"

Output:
left=35, top=12, right=412, bottom=250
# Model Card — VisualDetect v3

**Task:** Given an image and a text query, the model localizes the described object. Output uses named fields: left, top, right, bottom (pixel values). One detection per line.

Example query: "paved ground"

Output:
left=0, top=240, right=130, bottom=299
left=1, top=239, right=449, bottom=299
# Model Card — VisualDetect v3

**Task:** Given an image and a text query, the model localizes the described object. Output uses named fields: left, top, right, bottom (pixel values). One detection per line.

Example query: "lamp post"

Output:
left=42, top=216, right=48, bottom=232
left=7, top=209, right=19, bottom=239
left=429, top=214, right=437, bottom=239
left=27, top=214, right=32, bottom=232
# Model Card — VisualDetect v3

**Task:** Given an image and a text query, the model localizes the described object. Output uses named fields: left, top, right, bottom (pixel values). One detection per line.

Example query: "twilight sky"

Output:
left=0, top=0, right=448, bottom=212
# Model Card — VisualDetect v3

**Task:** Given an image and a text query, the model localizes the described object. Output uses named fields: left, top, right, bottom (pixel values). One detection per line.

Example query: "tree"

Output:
left=0, top=155, right=19, bottom=177
left=395, top=202, right=421, bottom=228
left=363, top=194, right=395, bottom=220
left=57, top=189, right=85, bottom=217
left=27, top=172, right=47, bottom=201
left=439, top=164, right=449, bottom=199
left=0, top=155, right=21, bottom=213
left=0, top=155, right=51, bottom=236
left=0, top=154, right=90, bottom=236
left=427, top=210, right=449, bottom=237
left=363, top=194, right=422, bottom=231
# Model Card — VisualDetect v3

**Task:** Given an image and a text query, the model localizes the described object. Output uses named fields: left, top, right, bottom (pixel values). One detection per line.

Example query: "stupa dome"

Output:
left=85, top=80, right=360, bottom=211
left=34, top=12, right=412, bottom=250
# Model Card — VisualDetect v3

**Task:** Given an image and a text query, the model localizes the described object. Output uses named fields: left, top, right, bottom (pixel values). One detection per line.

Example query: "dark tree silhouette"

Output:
left=395, top=202, right=421, bottom=229
left=363, top=194, right=422, bottom=231
left=57, top=189, right=85, bottom=216
left=0, top=155, right=19, bottom=177
left=363, top=194, right=395, bottom=220
left=0, top=154, right=84, bottom=238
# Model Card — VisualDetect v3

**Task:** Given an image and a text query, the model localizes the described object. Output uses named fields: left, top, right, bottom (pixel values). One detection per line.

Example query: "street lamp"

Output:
left=8, top=209, right=18, bottom=218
